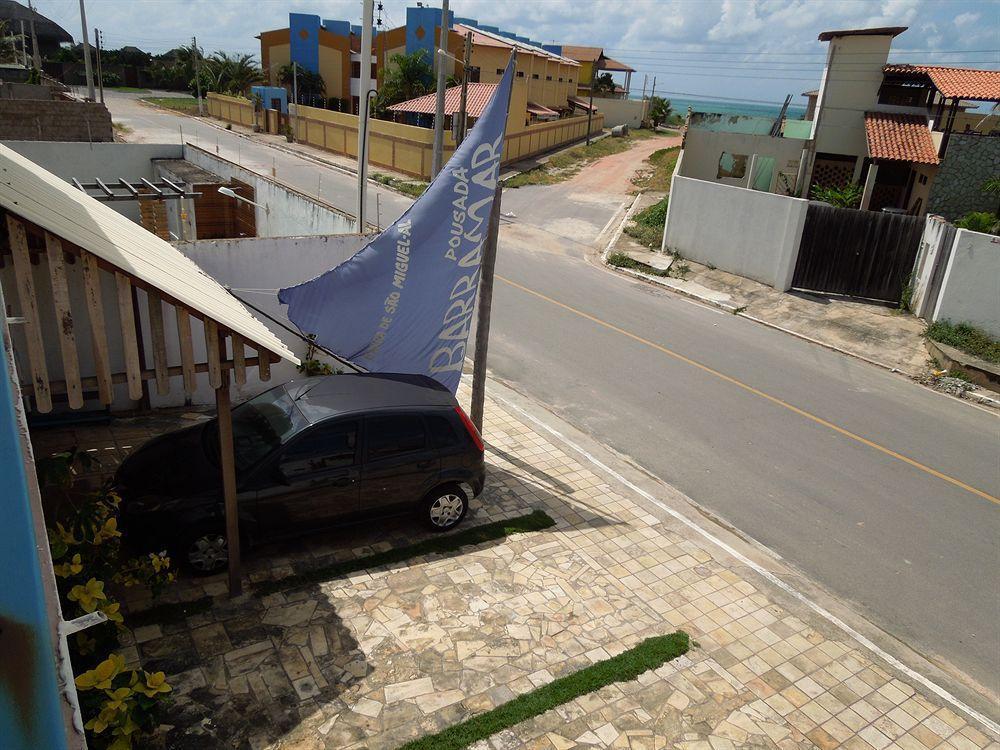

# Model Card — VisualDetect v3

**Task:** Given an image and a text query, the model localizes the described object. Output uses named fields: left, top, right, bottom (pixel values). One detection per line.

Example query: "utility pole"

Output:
left=79, top=0, right=95, bottom=101
left=456, top=30, right=472, bottom=146
left=356, top=0, right=374, bottom=231
left=94, top=28, right=104, bottom=103
left=431, top=0, right=449, bottom=177
left=641, top=74, right=647, bottom=100
left=586, top=60, right=598, bottom=145
left=650, top=76, right=656, bottom=100
left=192, top=37, right=204, bottom=115
left=470, top=51, right=516, bottom=432
left=27, top=0, right=41, bottom=70
left=19, top=20, right=28, bottom=68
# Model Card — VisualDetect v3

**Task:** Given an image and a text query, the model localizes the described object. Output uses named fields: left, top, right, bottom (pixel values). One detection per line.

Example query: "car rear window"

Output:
left=426, top=414, right=460, bottom=448
left=366, top=415, right=427, bottom=460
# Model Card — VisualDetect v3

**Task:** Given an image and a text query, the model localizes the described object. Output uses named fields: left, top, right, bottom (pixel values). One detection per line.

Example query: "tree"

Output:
left=279, top=64, right=325, bottom=104
left=648, top=96, right=672, bottom=127
left=373, top=50, right=433, bottom=117
left=203, top=51, right=262, bottom=96
left=810, top=183, right=863, bottom=208
left=592, top=72, right=616, bottom=96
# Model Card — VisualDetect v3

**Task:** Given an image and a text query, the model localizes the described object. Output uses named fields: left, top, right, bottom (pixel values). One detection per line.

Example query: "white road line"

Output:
left=493, top=392, right=1000, bottom=737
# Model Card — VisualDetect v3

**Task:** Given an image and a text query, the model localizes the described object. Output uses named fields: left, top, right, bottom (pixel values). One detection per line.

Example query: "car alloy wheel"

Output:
left=187, top=533, right=228, bottom=573
left=428, top=493, right=465, bottom=528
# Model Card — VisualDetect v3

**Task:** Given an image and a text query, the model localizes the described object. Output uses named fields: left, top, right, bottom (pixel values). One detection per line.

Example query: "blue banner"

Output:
left=278, top=56, right=515, bottom=392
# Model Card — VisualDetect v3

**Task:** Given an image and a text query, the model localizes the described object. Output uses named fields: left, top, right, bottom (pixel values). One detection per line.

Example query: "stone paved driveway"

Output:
left=40, top=391, right=996, bottom=750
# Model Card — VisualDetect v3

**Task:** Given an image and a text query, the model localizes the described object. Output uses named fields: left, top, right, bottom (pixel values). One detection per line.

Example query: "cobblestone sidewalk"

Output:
left=40, top=388, right=996, bottom=750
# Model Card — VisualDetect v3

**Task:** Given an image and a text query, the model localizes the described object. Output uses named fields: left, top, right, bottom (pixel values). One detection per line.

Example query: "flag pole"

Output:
left=470, top=52, right=516, bottom=432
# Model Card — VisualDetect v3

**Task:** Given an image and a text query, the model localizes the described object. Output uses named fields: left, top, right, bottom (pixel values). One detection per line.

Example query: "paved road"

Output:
left=107, top=93, right=1000, bottom=699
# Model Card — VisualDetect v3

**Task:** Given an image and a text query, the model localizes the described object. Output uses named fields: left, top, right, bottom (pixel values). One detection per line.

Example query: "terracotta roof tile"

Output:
left=882, top=64, right=1000, bottom=101
left=387, top=82, right=499, bottom=118
left=864, top=111, right=939, bottom=165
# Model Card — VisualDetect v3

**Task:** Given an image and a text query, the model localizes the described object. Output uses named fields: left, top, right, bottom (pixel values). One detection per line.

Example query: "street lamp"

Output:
left=218, top=186, right=269, bottom=236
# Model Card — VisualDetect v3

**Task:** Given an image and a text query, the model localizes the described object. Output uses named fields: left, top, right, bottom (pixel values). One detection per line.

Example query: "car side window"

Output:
left=280, top=420, right=358, bottom=479
left=426, top=414, right=459, bottom=448
left=366, top=414, right=427, bottom=460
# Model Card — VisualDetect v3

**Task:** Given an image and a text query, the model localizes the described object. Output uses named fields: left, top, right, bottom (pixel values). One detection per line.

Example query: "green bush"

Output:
left=954, top=211, right=999, bottom=235
left=926, top=320, right=1000, bottom=363
left=810, top=183, right=863, bottom=208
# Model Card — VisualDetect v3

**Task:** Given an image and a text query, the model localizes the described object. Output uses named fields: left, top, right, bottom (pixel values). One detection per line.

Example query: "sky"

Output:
left=34, top=0, right=1000, bottom=107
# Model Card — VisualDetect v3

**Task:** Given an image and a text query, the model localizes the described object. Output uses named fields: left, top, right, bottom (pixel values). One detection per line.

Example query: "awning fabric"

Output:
left=526, top=102, right=559, bottom=116
left=568, top=96, right=597, bottom=112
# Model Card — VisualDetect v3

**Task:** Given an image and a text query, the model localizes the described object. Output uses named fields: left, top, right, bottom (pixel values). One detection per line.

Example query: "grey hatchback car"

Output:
left=116, top=373, right=486, bottom=573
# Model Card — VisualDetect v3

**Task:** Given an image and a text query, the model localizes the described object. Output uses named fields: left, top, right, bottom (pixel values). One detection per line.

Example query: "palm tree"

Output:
left=204, top=52, right=262, bottom=96
left=373, top=50, right=433, bottom=117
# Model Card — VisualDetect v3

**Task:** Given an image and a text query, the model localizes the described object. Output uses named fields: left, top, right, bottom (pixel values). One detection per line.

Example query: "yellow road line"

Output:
left=497, top=274, right=1000, bottom=506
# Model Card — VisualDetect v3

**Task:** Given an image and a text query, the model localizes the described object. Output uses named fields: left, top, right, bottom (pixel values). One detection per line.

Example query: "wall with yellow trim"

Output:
left=207, top=92, right=603, bottom=180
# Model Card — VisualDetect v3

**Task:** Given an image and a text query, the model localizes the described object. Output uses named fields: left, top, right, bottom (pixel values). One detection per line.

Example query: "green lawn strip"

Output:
left=109, top=86, right=150, bottom=93
left=398, top=632, right=691, bottom=750
left=142, top=96, right=199, bottom=112
left=372, top=172, right=428, bottom=198
left=607, top=251, right=669, bottom=277
left=632, top=146, right=680, bottom=192
left=926, top=320, right=1000, bottom=364
left=127, top=595, right=214, bottom=628
left=254, top=509, right=555, bottom=595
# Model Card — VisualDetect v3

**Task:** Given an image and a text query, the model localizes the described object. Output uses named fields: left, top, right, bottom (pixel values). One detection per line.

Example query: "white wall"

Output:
left=910, top=216, right=950, bottom=319
left=931, top=229, right=1000, bottom=338
left=679, top=130, right=805, bottom=193
left=595, top=98, right=648, bottom=129
left=663, top=175, right=808, bottom=291
left=182, top=145, right=357, bottom=237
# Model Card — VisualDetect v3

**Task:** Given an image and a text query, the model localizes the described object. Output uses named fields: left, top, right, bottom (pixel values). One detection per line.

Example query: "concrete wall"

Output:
left=594, top=97, right=648, bottom=129
left=663, top=175, right=808, bottom=290
left=0, top=82, right=59, bottom=100
left=927, top=133, right=1000, bottom=221
left=2, top=141, right=184, bottom=224
left=931, top=228, right=1000, bottom=337
left=182, top=144, right=357, bottom=236
left=679, top=130, right=805, bottom=194
left=910, top=216, right=952, bottom=319
left=0, top=99, right=113, bottom=142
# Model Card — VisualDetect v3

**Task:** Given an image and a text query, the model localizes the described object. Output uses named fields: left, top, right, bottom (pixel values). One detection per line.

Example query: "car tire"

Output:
left=182, top=528, right=229, bottom=576
left=422, top=485, right=468, bottom=531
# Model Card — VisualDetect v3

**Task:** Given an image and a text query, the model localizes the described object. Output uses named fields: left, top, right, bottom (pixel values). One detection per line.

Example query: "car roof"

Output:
left=285, top=373, right=457, bottom=423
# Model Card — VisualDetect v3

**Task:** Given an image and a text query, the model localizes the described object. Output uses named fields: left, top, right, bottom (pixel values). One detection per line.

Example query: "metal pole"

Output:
left=94, top=28, right=104, bottom=104
left=79, top=0, right=95, bottom=101
left=470, top=51, right=516, bottom=432
left=292, top=61, right=299, bottom=140
left=456, top=30, right=473, bottom=146
left=193, top=37, right=204, bottom=115
left=431, top=0, right=450, bottom=177
left=356, top=0, right=374, bottom=230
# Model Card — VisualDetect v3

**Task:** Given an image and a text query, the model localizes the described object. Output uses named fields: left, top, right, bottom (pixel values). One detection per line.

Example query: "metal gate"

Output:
left=791, top=202, right=926, bottom=303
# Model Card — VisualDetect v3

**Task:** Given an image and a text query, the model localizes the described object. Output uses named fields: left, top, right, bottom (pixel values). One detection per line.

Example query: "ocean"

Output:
left=631, top=94, right=807, bottom=120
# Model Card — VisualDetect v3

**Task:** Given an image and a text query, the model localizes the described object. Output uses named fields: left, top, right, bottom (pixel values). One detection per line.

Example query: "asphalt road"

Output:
left=107, top=93, right=1000, bottom=698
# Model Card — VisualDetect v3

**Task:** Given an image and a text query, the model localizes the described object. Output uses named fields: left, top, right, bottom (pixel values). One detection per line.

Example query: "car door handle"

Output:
left=331, top=476, right=355, bottom=487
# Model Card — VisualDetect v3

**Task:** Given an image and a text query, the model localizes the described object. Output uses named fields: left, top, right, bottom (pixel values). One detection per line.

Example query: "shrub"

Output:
left=954, top=211, right=999, bottom=235
left=810, top=183, right=863, bottom=208
left=926, top=320, right=1000, bottom=363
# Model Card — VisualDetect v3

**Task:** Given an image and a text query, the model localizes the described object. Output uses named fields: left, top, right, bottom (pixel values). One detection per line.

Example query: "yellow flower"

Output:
left=100, top=601, right=124, bottom=625
left=132, top=670, right=171, bottom=697
left=54, top=553, right=84, bottom=578
left=68, top=578, right=107, bottom=613
left=102, top=686, right=132, bottom=711
left=93, top=517, right=121, bottom=544
left=75, top=654, right=126, bottom=691
left=56, top=521, right=80, bottom=545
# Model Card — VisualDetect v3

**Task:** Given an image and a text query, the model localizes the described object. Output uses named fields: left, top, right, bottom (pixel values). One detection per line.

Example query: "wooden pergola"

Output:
left=0, top=145, right=298, bottom=596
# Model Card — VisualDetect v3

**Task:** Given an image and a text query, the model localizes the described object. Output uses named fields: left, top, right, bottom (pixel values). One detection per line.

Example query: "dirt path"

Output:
left=566, top=134, right=681, bottom=194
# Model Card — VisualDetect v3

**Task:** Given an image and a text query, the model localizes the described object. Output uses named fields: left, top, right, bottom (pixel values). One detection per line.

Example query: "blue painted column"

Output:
left=0, top=320, right=71, bottom=749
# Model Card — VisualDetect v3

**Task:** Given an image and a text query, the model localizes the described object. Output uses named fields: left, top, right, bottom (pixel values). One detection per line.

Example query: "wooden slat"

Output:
left=115, top=272, right=143, bottom=401
left=257, top=348, right=271, bottom=381
left=175, top=307, right=196, bottom=395
left=81, top=252, right=113, bottom=404
left=205, top=319, right=222, bottom=389
left=7, top=216, right=52, bottom=412
left=44, top=232, right=84, bottom=409
left=146, top=291, right=169, bottom=395
left=231, top=333, right=246, bottom=385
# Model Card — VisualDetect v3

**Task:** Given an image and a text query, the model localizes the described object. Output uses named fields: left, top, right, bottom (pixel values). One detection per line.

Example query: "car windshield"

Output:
left=205, top=387, right=308, bottom=473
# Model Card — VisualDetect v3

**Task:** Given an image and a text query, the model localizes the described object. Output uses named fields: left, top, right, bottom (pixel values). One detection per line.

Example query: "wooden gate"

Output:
left=791, top=203, right=926, bottom=303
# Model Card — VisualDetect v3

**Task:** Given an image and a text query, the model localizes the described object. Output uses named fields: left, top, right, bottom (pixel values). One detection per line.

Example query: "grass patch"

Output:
left=373, top=172, right=428, bottom=198
left=112, top=121, right=133, bottom=137
left=399, top=632, right=690, bottom=750
left=127, top=596, right=213, bottom=628
left=255, top=509, right=555, bottom=595
left=926, top=320, right=1000, bottom=364
left=142, top=96, right=200, bottom=113
left=109, top=86, right=150, bottom=93
left=631, top=145, right=680, bottom=192
left=623, top=195, right=669, bottom=249
left=503, top=130, right=665, bottom=188
left=607, top=251, right=670, bottom=277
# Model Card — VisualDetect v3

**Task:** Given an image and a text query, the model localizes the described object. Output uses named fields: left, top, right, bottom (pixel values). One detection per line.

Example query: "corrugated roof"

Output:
left=453, top=24, right=578, bottom=65
left=863, top=111, right=939, bottom=165
left=817, top=26, right=907, bottom=41
left=388, top=82, right=499, bottom=118
left=0, top=144, right=297, bottom=364
left=882, top=64, right=1000, bottom=101
left=561, top=45, right=603, bottom=62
